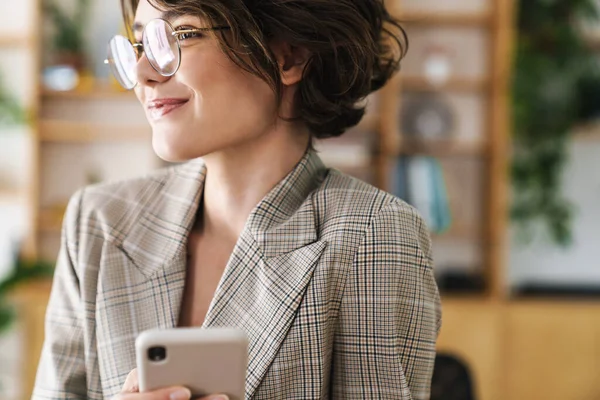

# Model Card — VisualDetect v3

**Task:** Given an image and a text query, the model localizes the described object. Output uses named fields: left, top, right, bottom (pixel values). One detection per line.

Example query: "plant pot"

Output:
left=55, top=51, right=86, bottom=72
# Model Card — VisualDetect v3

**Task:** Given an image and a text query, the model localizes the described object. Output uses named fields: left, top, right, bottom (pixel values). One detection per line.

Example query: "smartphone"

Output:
left=135, top=327, right=248, bottom=400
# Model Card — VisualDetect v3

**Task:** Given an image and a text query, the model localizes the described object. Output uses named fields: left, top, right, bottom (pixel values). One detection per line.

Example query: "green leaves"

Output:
left=0, top=75, right=26, bottom=127
left=0, top=258, right=54, bottom=334
left=0, top=302, right=16, bottom=335
left=511, top=0, right=600, bottom=246
left=44, top=0, right=91, bottom=54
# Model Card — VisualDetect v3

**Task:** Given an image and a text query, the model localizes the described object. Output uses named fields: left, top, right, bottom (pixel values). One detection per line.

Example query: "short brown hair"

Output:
left=121, top=0, right=407, bottom=139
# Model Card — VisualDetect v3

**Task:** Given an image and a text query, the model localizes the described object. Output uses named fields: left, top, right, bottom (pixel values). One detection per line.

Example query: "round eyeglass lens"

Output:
left=107, top=35, right=138, bottom=90
left=143, top=19, right=180, bottom=76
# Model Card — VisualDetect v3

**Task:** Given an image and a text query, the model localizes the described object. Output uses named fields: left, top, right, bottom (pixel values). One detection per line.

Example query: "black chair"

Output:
left=430, top=353, right=476, bottom=400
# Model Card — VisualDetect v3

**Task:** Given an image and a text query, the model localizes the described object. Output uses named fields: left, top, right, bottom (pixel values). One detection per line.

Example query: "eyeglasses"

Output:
left=105, top=18, right=229, bottom=90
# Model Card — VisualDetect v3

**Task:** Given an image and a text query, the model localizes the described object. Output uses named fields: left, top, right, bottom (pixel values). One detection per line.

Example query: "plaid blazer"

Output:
left=33, top=150, right=441, bottom=400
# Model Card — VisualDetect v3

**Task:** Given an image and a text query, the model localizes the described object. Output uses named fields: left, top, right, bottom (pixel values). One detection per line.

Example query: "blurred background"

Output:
left=1, top=0, right=600, bottom=399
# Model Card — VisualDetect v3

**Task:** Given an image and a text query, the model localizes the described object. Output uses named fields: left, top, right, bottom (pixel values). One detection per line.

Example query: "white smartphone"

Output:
left=135, top=327, right=248, bottom=400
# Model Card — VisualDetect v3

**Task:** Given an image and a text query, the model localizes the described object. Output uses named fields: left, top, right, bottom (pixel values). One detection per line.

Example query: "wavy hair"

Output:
left=121, top=0, right=407, bottom=138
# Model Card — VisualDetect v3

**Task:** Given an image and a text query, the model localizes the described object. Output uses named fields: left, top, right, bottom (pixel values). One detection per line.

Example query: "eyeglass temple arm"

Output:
left=170, top=26, right=230, bottom=36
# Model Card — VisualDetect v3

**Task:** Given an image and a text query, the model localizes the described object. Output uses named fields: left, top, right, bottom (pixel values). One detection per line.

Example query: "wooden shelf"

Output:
left=39, top=120, right=150, bottom=142
left=356, top=112, right=379, bottom=132
left=8, top=279, right=53, bottom=303
left=0, top=35, right=34, bottom=48
left=42, top=84, right=135, bottom=100
left=395, top=138, right=487, bottom=157
left=432, top=223, right=480, bottom=240
left=0, top=189, right=24, bottom=203
left=401, top=76, right=490, bottom=92
left=38, top=208, right=63, bottom=233
left=394, top=10, right=493, bottom=26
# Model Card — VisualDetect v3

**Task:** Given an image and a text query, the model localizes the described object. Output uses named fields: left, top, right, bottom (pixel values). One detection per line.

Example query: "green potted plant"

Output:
left=0, top=255, right=54, bottom=335
left=0, top=75, right=26, bottom=126
left=512, top=0, right=600, bottom=245
left=44, top=0, right=91, bottom=71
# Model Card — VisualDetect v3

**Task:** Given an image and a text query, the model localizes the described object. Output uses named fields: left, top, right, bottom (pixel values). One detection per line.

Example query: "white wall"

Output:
left=509, top=138, right=600, bottom=289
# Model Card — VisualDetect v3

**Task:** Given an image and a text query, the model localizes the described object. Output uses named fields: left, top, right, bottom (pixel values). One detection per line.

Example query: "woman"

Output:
left=34, top=0, right=441, bottom=399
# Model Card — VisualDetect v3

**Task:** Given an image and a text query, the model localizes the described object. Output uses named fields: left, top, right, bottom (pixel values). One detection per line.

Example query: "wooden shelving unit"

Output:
left=39, top=120, right=150, bottom=142
left=41, top=84, right=134, bottom=100
left=373, top=0, right=511, bottom=301
left=401, top=76, right=491, bottom=92
left=401, top=11, right=492, bottom=26
left=396, top=138, right=487, bottom=157
left=392, top=9, right=493, bottom=26
left=0, top=36, right=35, bottom=48
left=37, top=209, right=63, bottom=234
left=0, top=189, right=24, bottom=200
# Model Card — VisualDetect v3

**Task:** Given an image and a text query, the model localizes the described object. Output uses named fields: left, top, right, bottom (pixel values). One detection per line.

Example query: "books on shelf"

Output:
left=391, top=156, right=452, bottom=235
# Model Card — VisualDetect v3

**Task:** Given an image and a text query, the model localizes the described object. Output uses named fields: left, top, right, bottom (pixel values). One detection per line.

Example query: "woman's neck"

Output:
left=198, top=123, right=311, bottom=242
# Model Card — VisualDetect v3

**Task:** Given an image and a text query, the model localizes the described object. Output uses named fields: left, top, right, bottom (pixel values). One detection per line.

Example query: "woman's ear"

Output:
left=271, top=40, right=311, bottom=86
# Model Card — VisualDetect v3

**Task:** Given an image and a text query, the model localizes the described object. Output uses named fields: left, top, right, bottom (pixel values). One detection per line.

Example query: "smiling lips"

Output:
left=147, top=98, right=189, bottom=119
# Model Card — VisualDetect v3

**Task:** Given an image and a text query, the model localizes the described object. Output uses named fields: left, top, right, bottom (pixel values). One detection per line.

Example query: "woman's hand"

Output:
left=112, top=369, right=229, bottom=400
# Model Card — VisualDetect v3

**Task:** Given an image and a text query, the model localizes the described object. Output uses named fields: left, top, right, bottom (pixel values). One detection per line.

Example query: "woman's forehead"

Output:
left=133, top=0, right=203, bottom=32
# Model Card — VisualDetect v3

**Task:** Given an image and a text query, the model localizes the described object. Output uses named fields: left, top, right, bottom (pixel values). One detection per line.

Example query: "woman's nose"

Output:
left=135, top=52, right=171, bottom=87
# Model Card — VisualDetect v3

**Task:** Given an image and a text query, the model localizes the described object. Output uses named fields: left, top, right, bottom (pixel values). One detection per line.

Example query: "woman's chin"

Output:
left=152, top=133, right=196, bottom=163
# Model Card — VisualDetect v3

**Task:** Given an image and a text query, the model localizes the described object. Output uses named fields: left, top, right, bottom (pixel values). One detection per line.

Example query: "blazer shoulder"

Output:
left=64, top=164, right=188, bottom=241
left=317, top=168, right=416, bottom=220
left=315, top=169, right=430, bottom=253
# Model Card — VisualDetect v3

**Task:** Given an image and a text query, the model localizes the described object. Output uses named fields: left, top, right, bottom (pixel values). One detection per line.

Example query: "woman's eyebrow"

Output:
left=132, top=10, right=186, bottom=33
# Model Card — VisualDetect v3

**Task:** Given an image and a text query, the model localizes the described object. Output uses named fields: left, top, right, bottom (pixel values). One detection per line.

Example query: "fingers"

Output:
left=113, top=386, right=192, bottom=400
left=122, top=369, right=139, bottom=393
left=115, top=369, right=228, bottom=400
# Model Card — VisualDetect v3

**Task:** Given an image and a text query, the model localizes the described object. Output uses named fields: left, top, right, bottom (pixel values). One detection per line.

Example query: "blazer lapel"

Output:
left=201, top=151, right=329, bottom=398
left=94, top=159, right=207, bottom=394
left=120, top=159, right=206, bottom=280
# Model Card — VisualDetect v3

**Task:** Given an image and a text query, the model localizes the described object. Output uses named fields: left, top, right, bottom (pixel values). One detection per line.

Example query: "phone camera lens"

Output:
left=147, top=346, right=167, bottom=362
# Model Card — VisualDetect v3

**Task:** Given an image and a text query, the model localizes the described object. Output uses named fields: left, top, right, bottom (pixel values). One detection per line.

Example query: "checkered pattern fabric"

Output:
left=33, top=150, right=441, bottom=399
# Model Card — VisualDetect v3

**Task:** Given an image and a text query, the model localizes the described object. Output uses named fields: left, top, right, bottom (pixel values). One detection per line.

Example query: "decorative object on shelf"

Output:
left=422, top=44, right=454, bottom=87
left=43, top=65, right=80, bottom=92
left=0, top=75, right=25, bottom=126
left=401, top=92, right=455, bottom=141
left=512, top=0, right=600, bottom=246
left=391, top=156, right=452, bottom=234
left=0, top=254, right=54, bottom=334
left=43, top=0, right=91, bottom=91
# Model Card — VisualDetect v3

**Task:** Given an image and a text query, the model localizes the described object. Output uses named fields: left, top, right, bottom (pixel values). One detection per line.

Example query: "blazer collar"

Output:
left=119, top=158, right=207, bottom=278
left=120, top=149, right=327, bottom=277
left=247, top=149, right=328, bottom=258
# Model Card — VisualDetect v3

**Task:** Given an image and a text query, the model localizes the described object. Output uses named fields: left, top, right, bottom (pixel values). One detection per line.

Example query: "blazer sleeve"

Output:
left=331, top=201, right=442, bottom=399
left=33, top=189, right=88, bottom=399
